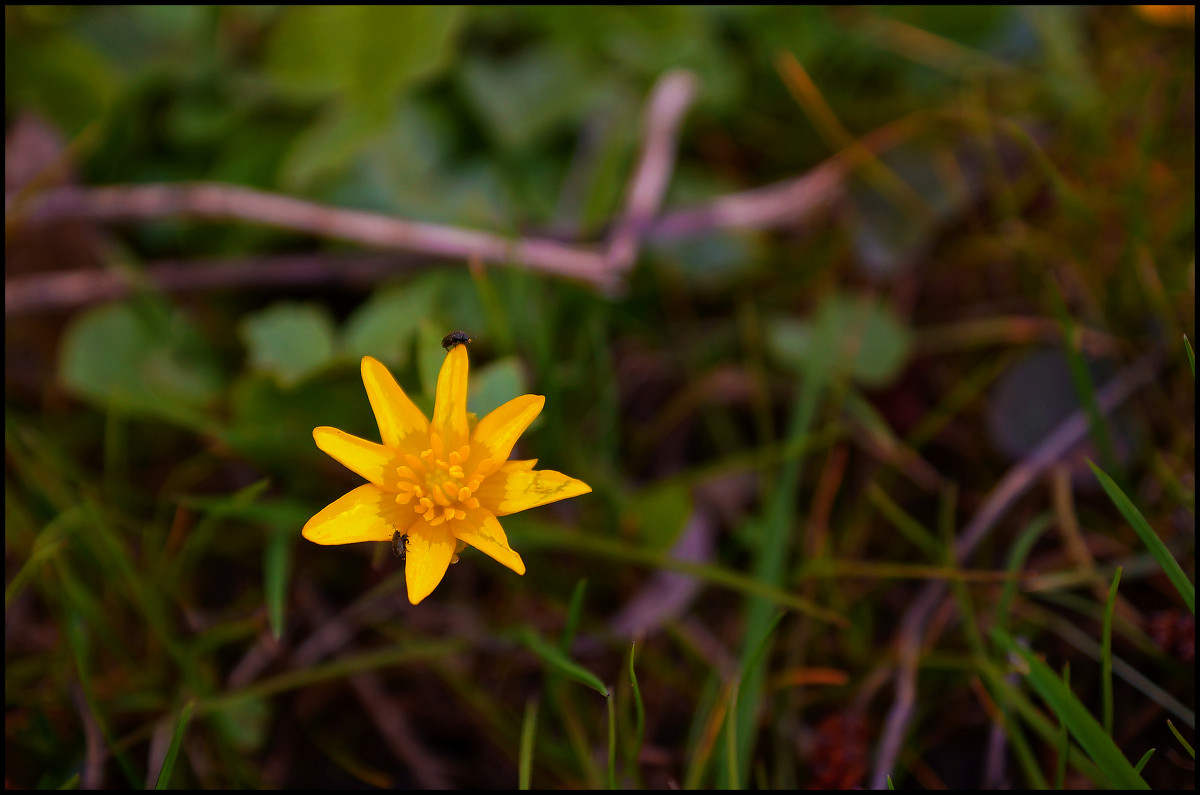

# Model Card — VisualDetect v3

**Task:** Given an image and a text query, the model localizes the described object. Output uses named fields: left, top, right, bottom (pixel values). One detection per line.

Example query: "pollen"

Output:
left=397, top=442, right=488, bottom=526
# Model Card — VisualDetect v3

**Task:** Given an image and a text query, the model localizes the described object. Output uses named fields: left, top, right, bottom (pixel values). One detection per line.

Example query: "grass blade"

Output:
left=264, top=524, right=292, bottom=641
left=729, top=359, right=824, bottom=783
left=992, top=627, right=1149, bottom=789
left=1102, top=568, right=1122, bottom=736
left=561, top=579, right=587, bottom=652
left=510, top=522, right=846, bottom=625
left=628, top=642, right=645, bottom=765
left=1055, top=663, right=1070, bottom=790
left=154, top=698, right=195, bottom=789
left=1133, top=748, right=1155, bottom=774
left=606, top=690, right=617, bottom=789
left=519, top=697, right=538, bottom=790
left=520, top=629, right=609, bottom=696
left=994, top=513, right=1053, bottom=628
left=1185, top=334, right=1195, bottom=379
left=1049, top=285, right=1118, bottom=472
left=1167, top=720, right=1194, bottom=759
left=1088, top=460, right=1194, bottom=614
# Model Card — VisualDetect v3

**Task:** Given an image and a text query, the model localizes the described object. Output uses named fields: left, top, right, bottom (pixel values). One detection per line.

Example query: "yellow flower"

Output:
left=303, top=346, right=591, bottom=604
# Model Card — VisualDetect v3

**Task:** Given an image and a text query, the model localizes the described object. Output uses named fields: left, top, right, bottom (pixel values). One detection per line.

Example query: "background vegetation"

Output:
left=5, top=5, right=1194, bottom=789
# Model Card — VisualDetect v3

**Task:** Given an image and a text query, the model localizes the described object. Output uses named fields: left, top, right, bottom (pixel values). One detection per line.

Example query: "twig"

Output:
left=296, top=583, right=452, bottom=789
left=606, top=69, right=698, bottom=271
left=348, top=672, right=453, bottom=789
left=4, top=253, right=423, bottom=316
left=71, top=682, right=106, bottom=790
left=5, top=76, right=928, bottom=316
left=868, top=346, right=1164, bottom=789
left=10, top=182, right=619, bottom=289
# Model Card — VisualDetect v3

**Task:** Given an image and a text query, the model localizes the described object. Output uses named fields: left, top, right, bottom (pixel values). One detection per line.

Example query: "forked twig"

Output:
left=5, top=71, right=924, bottom=316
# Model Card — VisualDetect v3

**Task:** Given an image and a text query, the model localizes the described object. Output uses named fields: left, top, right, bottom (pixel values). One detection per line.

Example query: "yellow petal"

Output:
left=432, top=343, right=470, bottom=453
left=471, top=394, right=544, bottom=467
left=361, top=356, right=429, bottom=452
left=405, top=522, right=457, bottom=604
left=474, top=464, right=592, bottom=516
left=303, top=484, right=416, bottom=545
left=313, top=426, right=397, bottom=490
left=456, top=509, right=526, bottom=575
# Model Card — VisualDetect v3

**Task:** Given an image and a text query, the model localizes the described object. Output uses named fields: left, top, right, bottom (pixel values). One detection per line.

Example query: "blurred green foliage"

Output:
left=5, top=5, right=1195, bottom=790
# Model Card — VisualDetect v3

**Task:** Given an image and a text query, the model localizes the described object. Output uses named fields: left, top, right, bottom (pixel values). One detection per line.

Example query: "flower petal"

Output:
left=432, top=343, right=470, bottom=453
left=456, top=509, right=526, bottom=575
left=405, top=522, right=457, bottom=604
left=361, top=356, right=429, bottom=452
left=303, top=484, right=416, bottom=545
left=474, top=463, right=592, bottom=516
left=314, top=426, right=397, bottom=490
left=471, top=394, right=544, bottom=467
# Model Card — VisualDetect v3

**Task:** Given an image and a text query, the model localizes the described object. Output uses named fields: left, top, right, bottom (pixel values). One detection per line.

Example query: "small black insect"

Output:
left=442, top=331, right=473, bottom=351
left=391, top=530, right=409, bottom=560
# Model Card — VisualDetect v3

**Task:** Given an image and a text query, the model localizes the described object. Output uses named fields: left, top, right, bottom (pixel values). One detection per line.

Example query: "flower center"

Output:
left=394, top=433, right=495, bottom=526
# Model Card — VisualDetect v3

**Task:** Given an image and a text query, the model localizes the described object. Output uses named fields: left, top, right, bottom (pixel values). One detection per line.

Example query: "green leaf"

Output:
left=340, top=276, right=442, bottom=367
left=208, top=697, right=271, bottom=754
left=59, top=302, right=222, bottom=428
left=767, top=293, right=912, bottom=387
left=6, top=31, right=117, bottom=135
left=223, top=372, right=368, bottom=466
left=265, top=6, right=465, bottom=107
left=239, top=302, right=337, bottom=388
left=278, top=103, right=387, bottom=192
left=1088, top=460, right=1194, bottom=615
left=627, top=481, right=692, bottom=552
left=520, top=628, right=609, bottom=696
left=459, top=47, right=591, bottom=150
left=991, top=627, right=1149, bottom=789
left=469, top=356, right=529, bottom=418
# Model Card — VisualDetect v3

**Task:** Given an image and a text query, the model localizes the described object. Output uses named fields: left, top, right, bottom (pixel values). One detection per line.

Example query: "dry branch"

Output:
left=5, top=69, right=918, bottom=316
